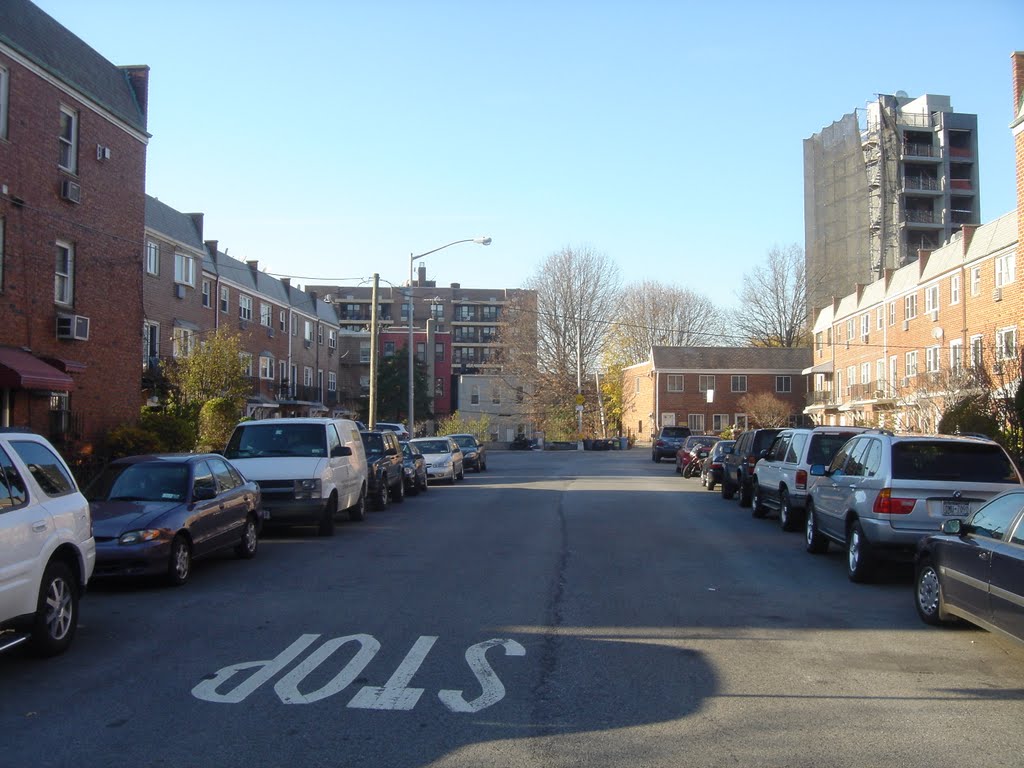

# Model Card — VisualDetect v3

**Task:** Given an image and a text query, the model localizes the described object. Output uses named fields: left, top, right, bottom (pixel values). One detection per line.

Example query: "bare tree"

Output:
left=605, top=280, right=725, bottom=367
left=737, top=392, right=792, bottom=427
left=734, top=244, right=809, bottom=348
left=499, top=245, right=621, bottom=439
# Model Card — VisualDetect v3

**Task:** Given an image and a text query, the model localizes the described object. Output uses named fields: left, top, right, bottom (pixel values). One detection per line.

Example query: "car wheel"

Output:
left=348, top=489, right=366, bottom=522
left=915, top=561, right=951, bottom=626
left=805, top=502, right=828, bottom=554
left=393, top=474, right=405, bottom=503
left=779, top=490, right=799, bottom=532
left=738, top=476, right=753, bottom=508
left=167, top=534, right=192, bottom=586
left=374, top=477, right=389, bottom=510
left=448, top=471, right=456, bottom=485
left=720, top=474, right=734, bottom=500
left=30, top=560, right=78, bottom=657
left=457, top=466, right=465, bottom=481
left=846, top=520, right=874, bottom=583
left=706, top=474, right=716, bottom=492
left=319, top=494, right=337, bottom=536
left=481, top=460, right=487, bottom=472
left=751, top=480, right=768, bottom=518
left=419, top=474, right=429, bottom=493
left=407, top=478, right=419, bottom=496
left=236, top=515, right=259, bottom=559
left=652, top=453, right=659, bottom=463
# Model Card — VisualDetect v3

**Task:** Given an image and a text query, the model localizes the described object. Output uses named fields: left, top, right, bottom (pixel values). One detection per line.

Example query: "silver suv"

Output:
left=751, top=426, right=869, bottom=531
left=804, top=432, right=1023, bottom=582
left=0, top=428, right=95, bottom=656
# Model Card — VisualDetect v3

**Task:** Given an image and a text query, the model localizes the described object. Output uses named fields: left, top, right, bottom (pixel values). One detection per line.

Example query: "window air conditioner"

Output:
left=60, top=179, right=81, bottom=204
left=993, top=288, right=1002, bottom=301
left=56, top=314, right=90, bottom=341
left=174, top=284, right=186, bottom=299
left=902, top=320, right=910, bottom=331
left=900, top=377, right=909, bottom=387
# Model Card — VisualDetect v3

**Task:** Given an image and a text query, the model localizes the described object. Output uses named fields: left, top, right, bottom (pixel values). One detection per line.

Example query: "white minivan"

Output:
left=224, top=418, right=367, bottom=536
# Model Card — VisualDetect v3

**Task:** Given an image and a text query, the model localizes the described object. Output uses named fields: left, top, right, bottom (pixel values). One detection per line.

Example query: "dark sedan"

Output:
left=700, top=440, right=735, bottom=491
left=448, top=433, right=487, bottom=472
left=85, top=454, right=261, bottom=586
left=915, top=488, right=1024, bottom=643
left=400, top=441, right=429, bottom=495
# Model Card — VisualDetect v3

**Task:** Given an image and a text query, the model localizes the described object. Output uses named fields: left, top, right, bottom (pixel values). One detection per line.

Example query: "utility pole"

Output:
left=369, top=273, right=379, bottom=429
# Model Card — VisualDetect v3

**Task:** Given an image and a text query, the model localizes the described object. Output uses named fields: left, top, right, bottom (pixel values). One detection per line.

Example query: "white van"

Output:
left=224, top=418, right=367, bottom=536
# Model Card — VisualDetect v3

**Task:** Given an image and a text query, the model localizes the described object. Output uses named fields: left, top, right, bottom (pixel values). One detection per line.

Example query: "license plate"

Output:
left=942, top=501, right=970, bottom=516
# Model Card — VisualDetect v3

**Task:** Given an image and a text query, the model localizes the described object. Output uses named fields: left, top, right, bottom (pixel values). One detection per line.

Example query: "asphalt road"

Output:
left=3, top=449, right=1024, bottom=768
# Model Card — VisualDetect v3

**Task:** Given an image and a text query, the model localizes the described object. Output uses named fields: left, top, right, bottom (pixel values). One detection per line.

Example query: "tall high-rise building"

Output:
left=804, top=93, right=980, bottom=313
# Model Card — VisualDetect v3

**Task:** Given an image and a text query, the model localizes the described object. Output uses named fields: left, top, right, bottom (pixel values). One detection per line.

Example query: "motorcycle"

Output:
left=682, top=445, right=712, bottom=478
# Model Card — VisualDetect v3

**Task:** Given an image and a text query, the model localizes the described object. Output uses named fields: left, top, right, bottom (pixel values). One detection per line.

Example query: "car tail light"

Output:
left=795, top=469, right=807, bottom=490
left=711, top=461, right=723, bottom=470
left=872, top=488, right=916, bottom=515
left=746, top=455, right=757, bottom=467
left=656, top=440, right=666, bottom=448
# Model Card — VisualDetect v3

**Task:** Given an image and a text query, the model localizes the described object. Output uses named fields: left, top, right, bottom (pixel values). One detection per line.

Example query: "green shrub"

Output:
left=140, top=407, right=197, bottom=452
left=197, top=397, right=241, bottom=453
left=105, top=424, right=162, bottom=459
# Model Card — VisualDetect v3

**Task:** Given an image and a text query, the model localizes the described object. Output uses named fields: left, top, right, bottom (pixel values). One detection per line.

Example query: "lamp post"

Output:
left=405, top=237, right=489, bottom=436
left=408, top=237, right=491, bottom=435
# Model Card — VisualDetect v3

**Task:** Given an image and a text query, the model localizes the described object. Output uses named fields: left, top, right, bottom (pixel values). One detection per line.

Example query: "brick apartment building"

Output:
left=804, top=52, right=1024, bottom=432
left=622, top=347, right=812, bottom=441
left=0, top=0, right=149, bottom=449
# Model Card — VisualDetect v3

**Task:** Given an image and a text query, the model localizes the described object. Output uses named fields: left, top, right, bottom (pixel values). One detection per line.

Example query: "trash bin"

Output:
left=619, top=436, right=629, bottom=451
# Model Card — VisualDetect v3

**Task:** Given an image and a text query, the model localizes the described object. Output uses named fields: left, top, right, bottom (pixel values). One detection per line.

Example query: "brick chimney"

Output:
left=246, top=260, right=259, bottom=273
left=120, top=65, right=150, bottom=126
left=187, top=213, right=204, bottom=241
left=959, top=224, right=978, bottom=256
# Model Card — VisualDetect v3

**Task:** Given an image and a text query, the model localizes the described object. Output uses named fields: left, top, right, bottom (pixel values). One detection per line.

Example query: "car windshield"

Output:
left=451, top=436, right=476, bottom=449
left=225, top=424, right=326, bottom=459
left=87, top=462, right=190, bottom=502
left=414, top=440, right=450, bottom=454
left=661, top=427, right=689, bottom=438
left=891, top=442, right=1021, bottom=483
left=361, top=433, right=385, bottom=456
left=401, top=443, right=417, bottom=459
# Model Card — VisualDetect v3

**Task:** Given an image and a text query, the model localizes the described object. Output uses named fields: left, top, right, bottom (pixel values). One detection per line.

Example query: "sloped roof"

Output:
left=0, top=0, right=147, bottom=132
left=651, top=346, right=811, bottom=372
left=145, top=196, right=204, bottom=251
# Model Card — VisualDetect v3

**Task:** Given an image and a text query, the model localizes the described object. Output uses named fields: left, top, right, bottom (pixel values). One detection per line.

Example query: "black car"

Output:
left=360, top=430, right=405, bottom=510
left=448, top=433, right=487, bottom=472
left=400, top=441, right=429, bottom=495
left=700, top=439, right=735, bottom=491
left=651, top=425, right=693, bottom=463
left=720, top=428, right=783, bottom=507
left=915, top=488, right=1024, bottom=643
left=86, top=454, right=261, bottom=586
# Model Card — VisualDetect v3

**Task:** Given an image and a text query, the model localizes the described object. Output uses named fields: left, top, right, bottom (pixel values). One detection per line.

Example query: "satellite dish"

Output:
left=932, top=326, right=944, bottom=339
left=895, top=90, right=909, bottom=99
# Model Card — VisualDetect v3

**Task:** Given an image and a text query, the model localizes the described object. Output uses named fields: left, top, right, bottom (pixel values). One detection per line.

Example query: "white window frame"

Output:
left=949, top=340, right=963, bottom=374
left=143, top=320, right=160, bottom=361
left=905, top=350, right=919, bottom=377
left=846, top=318, right=854, bottom=340
left=996, top=327, right=1017, bottom=362
left=317, top=325, right=324, bottom=345
left=328, top=371, right=337, bottom=393
left=904, top=293, right=918, bottom=320
left=471, top=385, right=480, bottom=405
left=888, top=302, right=896, bottom=326
left=926, top=345, right=940, bottom=373
left=58, top=105, right=78, bottom=173
left=55, top=240, right=74, bottom=305
left=733, top=414, right=748, bottom=431
left=328, top=329, right=337, bottom=349
left=240, top=353, right=253, bottom=377
left=220, top=286, right=230, bottom=313
left=971, top=266, right=981, bottom=296
left=491, top=386, right=501, bottom=405
left=279, top=309, right=287, bottom=331
left=950, top=274, right=961, bottom=305
left=201, top=280, right=211, bottom=308
left=876, top=307, right=884, bottom=331
left=259, top=355, right=274, bottom=380
left=995, top=252, right=1016, bottom=288
left=924, top=285, right=939, bottom=314
left=698, top=374, right=715, bottom=393
left=688, top=414, right=705, bottom=432
left=969, top=335, right=984, bottom=368
left=239, top=294, right=253, bottom=321
left=666, top=374, right=683, bottom=392
left=860, top=314, right=869, bottom=338
left=860, top=363, right=871, bottom=385
left=775, top=375, right=792, bottom=393
left=731, top=375, right=747, bottom=393
left=260, top=302, right=273, bottom=327
left=359, top=341, right=371, bottom=363
left=172, top=327, right=195, bottom=358
left=145, top=240, right=160, bottom=276
left=303, top=366, right=313, bottom=387
left=174, top=252, right=195, bottom=286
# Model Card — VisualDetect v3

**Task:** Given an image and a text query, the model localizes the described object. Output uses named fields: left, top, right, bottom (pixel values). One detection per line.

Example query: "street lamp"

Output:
left=408, top=237, right=491, bottom=435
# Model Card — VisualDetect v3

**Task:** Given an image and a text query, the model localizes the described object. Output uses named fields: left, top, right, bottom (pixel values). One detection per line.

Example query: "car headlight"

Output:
left=119, top=529, right=162, bottom=545
left=465, top=451, right=478, bottom=460
left=439, top=456, right=453, bottom=466
left=294, top=478, right=322, bottom=499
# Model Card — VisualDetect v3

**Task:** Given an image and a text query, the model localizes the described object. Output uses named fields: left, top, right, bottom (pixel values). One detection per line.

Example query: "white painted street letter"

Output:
left=438, top=638, right=526, bottom=713
left=274, top=633, right=381, bottom=704
left=347, top=635, right=438, bottom=710
left=192, top=634, right=321, bottom=704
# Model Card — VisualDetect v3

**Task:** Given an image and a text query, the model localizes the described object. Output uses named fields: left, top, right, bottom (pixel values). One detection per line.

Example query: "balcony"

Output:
left=902, top=142, right=937, bottom=159
left=806, top=390, right=835, bottom=407
left=904, top=209, right=937, bottom=224
left=904, top=176, right=941, bottom=193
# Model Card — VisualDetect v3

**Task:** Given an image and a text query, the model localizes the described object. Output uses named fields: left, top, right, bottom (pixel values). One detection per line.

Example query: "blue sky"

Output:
left=36, top=0, right=1024, bottom=306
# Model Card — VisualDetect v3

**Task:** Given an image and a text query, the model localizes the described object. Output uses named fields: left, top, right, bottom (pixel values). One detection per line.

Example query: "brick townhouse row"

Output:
left=805, top=51, right=1024, bottom=433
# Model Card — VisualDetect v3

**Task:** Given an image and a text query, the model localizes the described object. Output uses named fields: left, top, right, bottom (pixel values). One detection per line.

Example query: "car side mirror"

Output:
left=941, top=519, right=963, bottom=535
left=809, top=464, right=827, bottom=477
left=331, top=445, right=352, bottom=458
left=193, top=484, right=217, bottom=501
left=758, top=449, right=769, bottom=459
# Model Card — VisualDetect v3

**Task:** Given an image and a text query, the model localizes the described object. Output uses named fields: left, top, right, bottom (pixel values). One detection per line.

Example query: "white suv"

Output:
left=805, top=432, right=1023, bottom=582
left=0, top=429, right=95, bottom=656
left=751, top=426, right=869, bottom=531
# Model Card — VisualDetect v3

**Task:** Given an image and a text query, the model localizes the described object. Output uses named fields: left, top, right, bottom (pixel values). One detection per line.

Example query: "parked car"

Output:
left=700, top=440, right=735, bottom=491
left=86, top=454, right=260, bottom=587
left=410, top=437, right=464, bottom=484
left=374, top=422, right=411, bottom=441
left=224, top=418, right=367, bottom=536
left=448, top=433, right=487, bottom=472
left=805, top=432, right=1023, bottom=582
left=914, top=488, right=1024, bottom=643
left=720, top=428, right=783, bottom=506
left=750, top=426, right=869, bottom=530
left=651, top=425, right=692, bottom=463
left=678, top=436, right=718, bottom=477
left=400, top=441, right=429, bottom=495
left=0, top=428, right=95, bottom=657
left=360, top=430, right=406, bottom=510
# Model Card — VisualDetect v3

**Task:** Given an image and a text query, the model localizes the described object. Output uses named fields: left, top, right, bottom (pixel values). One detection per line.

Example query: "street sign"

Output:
left=575, top=394, right=585, bottom=405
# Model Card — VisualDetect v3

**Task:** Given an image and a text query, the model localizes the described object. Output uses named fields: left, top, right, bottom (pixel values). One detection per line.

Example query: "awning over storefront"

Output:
left=40, top=356, right=87, bottom=375
left=0, top=347, right=75, bottom=391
